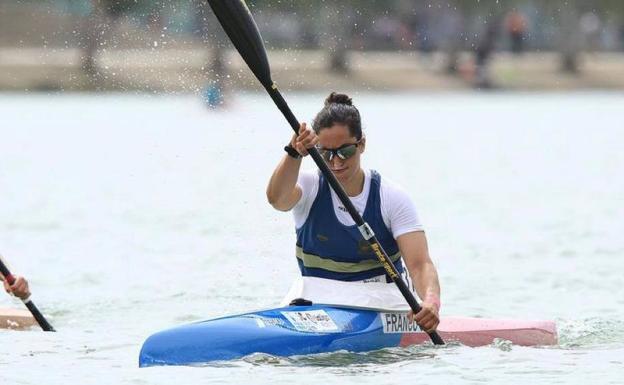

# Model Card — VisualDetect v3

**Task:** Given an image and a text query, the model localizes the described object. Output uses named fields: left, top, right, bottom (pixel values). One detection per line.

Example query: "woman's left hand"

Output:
left=408, top=300, right=440, bottom=333
left=3, top=275, right=31, bottom=300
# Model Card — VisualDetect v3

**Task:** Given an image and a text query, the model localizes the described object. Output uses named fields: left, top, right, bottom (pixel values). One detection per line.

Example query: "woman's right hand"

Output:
left=290, top=122, right=318, bottom=157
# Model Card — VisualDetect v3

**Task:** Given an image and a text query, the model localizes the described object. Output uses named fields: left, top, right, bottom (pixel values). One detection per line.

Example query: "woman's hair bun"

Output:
left=324, top=92, right=353, bottom=107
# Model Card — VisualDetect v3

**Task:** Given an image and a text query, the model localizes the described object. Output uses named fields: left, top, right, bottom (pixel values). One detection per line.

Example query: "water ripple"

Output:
left=557, top=317, right=624, bottom=348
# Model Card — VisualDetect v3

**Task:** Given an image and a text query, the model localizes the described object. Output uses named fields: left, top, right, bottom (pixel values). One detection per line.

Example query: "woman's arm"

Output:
left=397, top=231, right=441, bottom=332
left=266, top=152, right=303, bottom=211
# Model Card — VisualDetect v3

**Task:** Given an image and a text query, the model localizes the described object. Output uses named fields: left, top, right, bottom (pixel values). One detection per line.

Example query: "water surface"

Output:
left=1, top=92, right=623, bottom=384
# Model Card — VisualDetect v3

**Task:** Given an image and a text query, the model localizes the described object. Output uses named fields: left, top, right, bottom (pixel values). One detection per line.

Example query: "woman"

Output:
left=1, top=274, right=30, bottom=300
left=266, top=92, right=441, bottom=333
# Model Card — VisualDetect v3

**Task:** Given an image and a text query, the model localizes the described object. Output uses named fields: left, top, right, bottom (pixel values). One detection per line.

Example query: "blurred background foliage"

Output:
left=5, top=0, right=624, bottom=50
left=1, top=0, right=624, bottom=90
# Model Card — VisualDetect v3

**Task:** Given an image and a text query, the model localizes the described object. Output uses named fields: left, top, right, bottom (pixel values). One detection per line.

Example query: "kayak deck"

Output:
left=0, top=307, right=36, bottom=330
left=139, top=304, right=557, bottom=367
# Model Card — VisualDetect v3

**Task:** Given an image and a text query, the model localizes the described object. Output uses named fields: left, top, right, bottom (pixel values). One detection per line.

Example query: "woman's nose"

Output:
left=330, top=155, right=344, bottom=166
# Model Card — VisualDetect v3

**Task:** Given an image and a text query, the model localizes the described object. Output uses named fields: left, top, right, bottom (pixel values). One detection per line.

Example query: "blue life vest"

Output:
left=295, top=170, right=404, bottom=281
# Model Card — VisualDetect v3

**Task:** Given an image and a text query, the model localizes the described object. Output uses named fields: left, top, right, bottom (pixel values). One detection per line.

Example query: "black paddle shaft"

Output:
left=206, top=0, right=443, bottom=345
left=0, top=258, right=55, bottom=332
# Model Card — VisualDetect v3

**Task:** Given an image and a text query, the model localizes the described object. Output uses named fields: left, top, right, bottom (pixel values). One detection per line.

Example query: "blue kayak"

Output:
left=139, top=304, right=557, bottom=367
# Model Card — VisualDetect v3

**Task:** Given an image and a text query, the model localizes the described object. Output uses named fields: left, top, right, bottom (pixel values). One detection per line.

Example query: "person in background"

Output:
left=266, top=92, right=441, bottom=333
left=506, top=9, right=528, bottom=54
left=1, top=273, right=30, bottom=300
left=580, top=11, right=602, bottom=51
left=474, top=17, right=500, bottom=89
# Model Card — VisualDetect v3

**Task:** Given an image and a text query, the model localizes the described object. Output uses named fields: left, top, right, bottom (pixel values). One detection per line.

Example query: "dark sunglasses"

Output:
left=317, top=140, right=361, bottom=162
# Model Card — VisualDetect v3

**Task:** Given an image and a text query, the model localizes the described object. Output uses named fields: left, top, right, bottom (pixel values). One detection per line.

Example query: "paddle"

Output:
left=0, top=255, right=55, bottom=332
left=206, top=0, right=444, bottom=345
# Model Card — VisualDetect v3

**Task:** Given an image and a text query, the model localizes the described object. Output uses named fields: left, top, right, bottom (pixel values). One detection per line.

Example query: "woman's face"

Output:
left=317, top=123, right=365, bottom=185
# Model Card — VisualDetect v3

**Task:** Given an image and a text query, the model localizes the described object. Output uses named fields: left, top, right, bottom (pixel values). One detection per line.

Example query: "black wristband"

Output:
left=284, top=144, right=302, bottom=159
